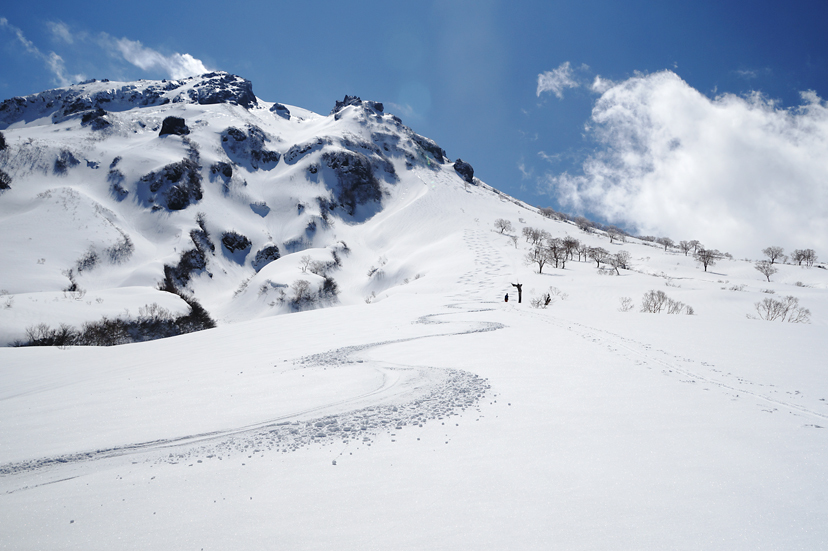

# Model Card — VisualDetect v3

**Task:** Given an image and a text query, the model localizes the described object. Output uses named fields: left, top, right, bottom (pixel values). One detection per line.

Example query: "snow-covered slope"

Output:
left=0, top=72, right=476, bottom=344
left=2, top=74, right=828, bottom=549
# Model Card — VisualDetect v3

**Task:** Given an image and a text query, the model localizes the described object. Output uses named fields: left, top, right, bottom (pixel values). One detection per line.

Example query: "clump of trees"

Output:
left=751, top=296, right=810, bottom=323
left=791, top=249, right=818, bottom=267
left=640, top=290, right=694, bottom=315
left=15, top=295, right=216, bottom=347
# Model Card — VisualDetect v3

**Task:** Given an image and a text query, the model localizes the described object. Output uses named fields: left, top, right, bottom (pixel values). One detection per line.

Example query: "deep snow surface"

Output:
left=2, top=76, right=828, bottom=550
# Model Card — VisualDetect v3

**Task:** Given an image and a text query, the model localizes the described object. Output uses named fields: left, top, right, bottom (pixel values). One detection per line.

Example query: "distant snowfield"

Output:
left=2, top=218, right=828, bottom=549
left=2, top=76, right=827, bottom=549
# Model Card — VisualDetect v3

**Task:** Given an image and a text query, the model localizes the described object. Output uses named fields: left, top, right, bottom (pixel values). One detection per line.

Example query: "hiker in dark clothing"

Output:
left=505, top=293, right=509, bottom=302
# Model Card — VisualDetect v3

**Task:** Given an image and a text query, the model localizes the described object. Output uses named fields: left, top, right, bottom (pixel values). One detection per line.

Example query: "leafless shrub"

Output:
left=618, top=297, right=634, bottom=312
left=640, top=290, right=693, bottom=314
left=753, top=296, right=810, bottom=323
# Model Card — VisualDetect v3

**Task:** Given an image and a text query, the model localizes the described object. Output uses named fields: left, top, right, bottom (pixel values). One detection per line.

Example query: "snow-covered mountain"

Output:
left=2, top=74, right=828, bottom=550
left=0, top=72, right=494, bottom=344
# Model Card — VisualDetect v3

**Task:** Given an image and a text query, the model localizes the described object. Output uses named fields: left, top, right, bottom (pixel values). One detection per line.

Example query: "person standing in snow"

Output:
left=504, top=293, right=509, bottom=302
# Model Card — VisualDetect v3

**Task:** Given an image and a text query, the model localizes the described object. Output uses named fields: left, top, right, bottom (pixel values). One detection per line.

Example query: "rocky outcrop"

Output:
left=54, top=150, right=80, bottom=175
left=220, top=125, right=280, bottom=169
left=271, top=103, right=290, bottom=120
left=159, top=116, right=189, bottom=136
left=330, top=95, right=384, bottom=116
left=252, top=245, right=281, bottom=272
left=453, top=158, right=474, bottom=183
left=188, top=73, right=257, bottom=109
left=221, top=231, right=251, bottom=253
left=321, top=150, right=384, bottom=215
left=138, top=158, right=203, bottom=211
left=412, top=133, right=446, bottom=164
left=284, top=137, right=333, bottom=165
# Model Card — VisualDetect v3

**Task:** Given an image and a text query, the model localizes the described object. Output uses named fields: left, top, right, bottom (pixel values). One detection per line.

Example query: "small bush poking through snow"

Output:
left=640, top=290, right=693, bottom=315
left=752, top=296, right=811, bottom=323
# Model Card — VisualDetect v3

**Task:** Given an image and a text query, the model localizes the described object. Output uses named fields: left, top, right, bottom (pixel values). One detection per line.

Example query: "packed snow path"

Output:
left=0, top=308, right=495, bottom=490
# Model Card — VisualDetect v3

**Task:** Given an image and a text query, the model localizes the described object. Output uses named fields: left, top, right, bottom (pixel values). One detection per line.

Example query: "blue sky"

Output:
left=2, top=0, right=827, bottom=255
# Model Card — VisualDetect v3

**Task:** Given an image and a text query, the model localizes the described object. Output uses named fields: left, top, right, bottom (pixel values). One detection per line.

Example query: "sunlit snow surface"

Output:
left=1, top=76, right=828, bottom=550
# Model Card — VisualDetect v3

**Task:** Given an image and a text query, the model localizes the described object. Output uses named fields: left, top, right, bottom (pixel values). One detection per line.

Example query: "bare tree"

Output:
left=576, top=242, right=591, bottom=262
left=546, top=238, right=568, bottom=269
left=607, top=250, right=632, bottom=274
left=694, top=248, right=719, bottom=272
left=792, top=248, right=817, bottom=267
left=606, top=226, right=622, bottom=243
left=762, top=246, right=785, bottom=264
left=299, top=255, right=312, bottom=273
left=754, top=260, right=778, bottom=282
left=509, top=234, right=519, bottom=248
left=689, top=240, right=702, bottom=253
left=511, top=282, right=523, bottom=303
left=574, top=216, right=593, bottom=233
left=588, top=247, right=610, bottom=268
left=656, top=237, right=674, bottom=251
left=494, top=219, right=513, bottom=234
left=678, top=241, right=692, bottom=256
left=562, top=236, right=580, bottom=260
left=525, top=244, right=550, bottom=273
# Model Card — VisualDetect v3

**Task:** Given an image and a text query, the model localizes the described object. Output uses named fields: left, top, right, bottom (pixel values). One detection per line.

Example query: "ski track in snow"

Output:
left=517, top=304, right=828, bottom=425
left=3, top=226, right=823, bottom=492
left=0, top=317, right=494, bottom=487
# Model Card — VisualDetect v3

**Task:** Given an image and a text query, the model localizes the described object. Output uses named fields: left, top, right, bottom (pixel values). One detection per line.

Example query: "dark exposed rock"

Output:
left=412, top=133, right=446, bottom=164
left=139, top=158, right=202, bottom=210
left=0, top=131, right=6, bottom=151
left=221, top=231, right=251, bottom=253
left=190, top=73, right=257, bottom=109
left=330, top=95, right=384, bottom=116
left=54, top=150, right=80, bottom=175
left=159, top=116, right=189, bottom=136
left=190, top=215, right=215, bottom=255
left=453, top=158, right=474, bottom=183
left=252, top=245, right=281, bottom=272
left=271, top=103, right=290, bottom=120
left=80, top=108, right=111, bottom=131
left=321, top=150, right=383, bottom=215
left=210, top=162, right=233, bottom=179
left=163, top=248, right=207, bottom=289
left=220, top=125, right=279, bottom=169
left=284, top=137, right=332, bottom=164
left=0, top=168, right=11, bottom=190
left=108, top=169, right=128, bottom=200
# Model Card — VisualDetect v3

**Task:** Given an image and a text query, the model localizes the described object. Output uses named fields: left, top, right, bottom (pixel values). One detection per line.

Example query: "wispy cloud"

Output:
left=47, top=21, right=76, bottom=44
left=0, top=18, right=83, bottom=86
left=517, top=159, right=533, bottom=180
left=536, top=62, right=580, bottom=99
left=541, top=70, right=828, bottom=256
left=103, top=35, right=209, bottom=80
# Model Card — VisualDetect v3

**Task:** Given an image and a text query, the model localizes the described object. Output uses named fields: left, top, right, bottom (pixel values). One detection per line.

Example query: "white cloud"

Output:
left=543, top=71, right=828, bottom=257
left=109, top=37, right=209, bottom=79
left=0, top=18, right=83, bottom=86
left=537, top=62, right=580, bottom=99
left=591, top=75, right=614, bottom=94
left=47, top=21, right=75, bottom=44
